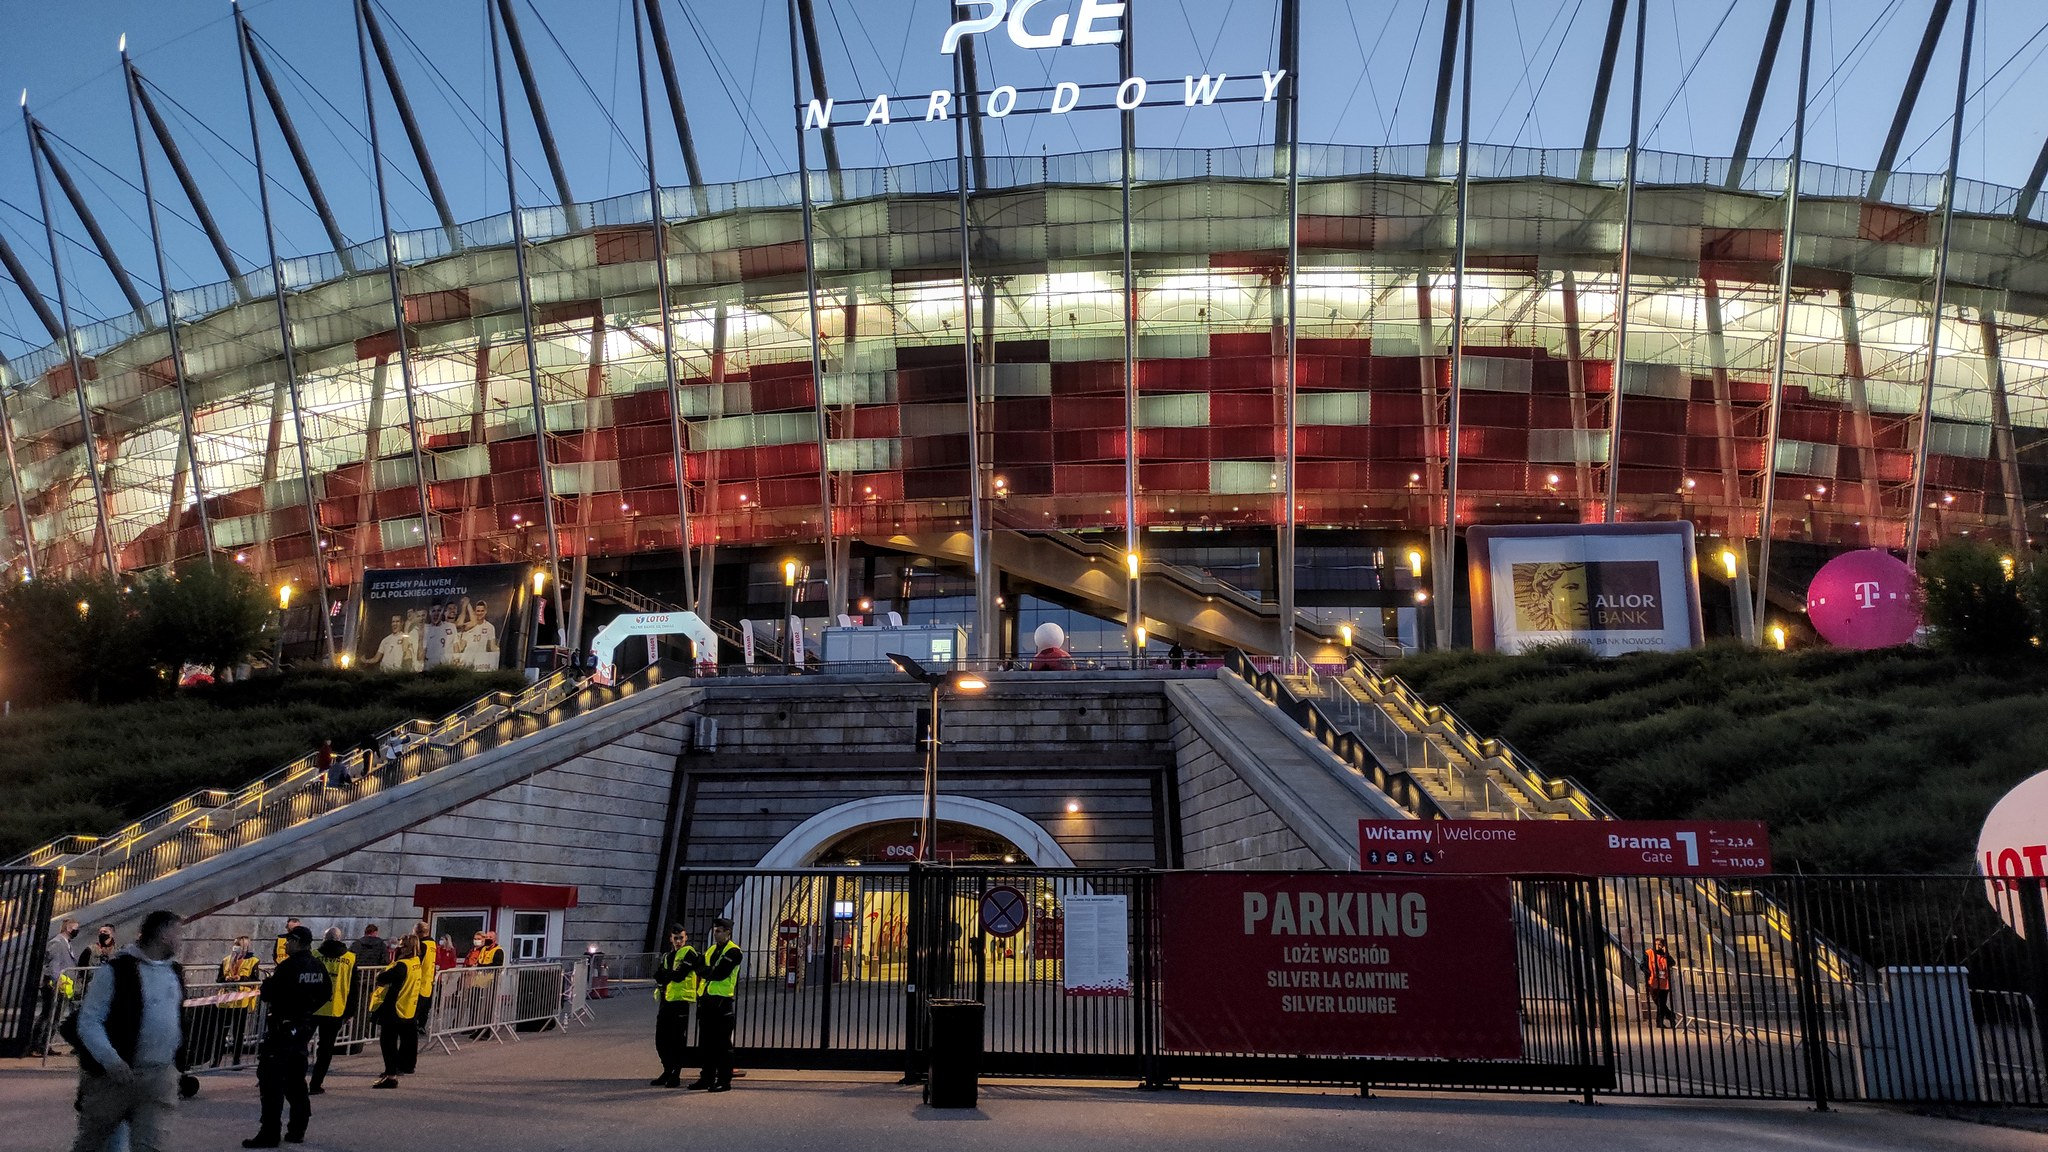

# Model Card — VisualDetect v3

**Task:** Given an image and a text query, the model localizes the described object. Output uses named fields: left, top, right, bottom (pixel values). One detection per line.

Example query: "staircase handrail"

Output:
left=5, top=665, right=627, bottom=915
left=1346, top=653, right=1614, bottom=821
left=1224, top=650, right=1450, bottom=822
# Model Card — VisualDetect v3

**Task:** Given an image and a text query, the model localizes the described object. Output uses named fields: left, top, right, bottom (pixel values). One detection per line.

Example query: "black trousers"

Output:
left=309, top=1016, right=345, bottom=1090
left=654, top=999, right=693, bottom=1074
left=378, top=1011, right=417, bottom=1076
left=415, top=996, right=433, bottom=1035
left=32, top=980, right=59, bottom=1052
left=256, top=1022, right=312, bottom=1138
left=1650, top=987, right=1675, bottom=1026
left=697, top=997, right=735, bottom=1087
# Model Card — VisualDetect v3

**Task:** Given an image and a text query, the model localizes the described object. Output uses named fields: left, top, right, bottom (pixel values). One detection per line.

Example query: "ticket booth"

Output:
left=413, top=881, right=578, bottom=961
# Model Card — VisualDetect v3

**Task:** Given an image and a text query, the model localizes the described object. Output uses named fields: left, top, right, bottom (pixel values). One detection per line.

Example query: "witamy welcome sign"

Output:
left=802, top=0, right=1289, bottom=129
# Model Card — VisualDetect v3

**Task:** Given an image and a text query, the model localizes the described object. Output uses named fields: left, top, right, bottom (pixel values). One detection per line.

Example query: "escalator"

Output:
left=864, top=529, right=1395, bottom=660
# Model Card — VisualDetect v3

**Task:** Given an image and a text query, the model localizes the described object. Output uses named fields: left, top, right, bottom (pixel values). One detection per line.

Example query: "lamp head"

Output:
left=887, top=652, right=934, bottom=684
left=948, top=671, right=988, bottom=694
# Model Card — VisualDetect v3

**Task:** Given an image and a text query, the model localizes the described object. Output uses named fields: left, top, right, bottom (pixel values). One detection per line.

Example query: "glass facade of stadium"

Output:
left=2, top=143, right=2044, bottom=653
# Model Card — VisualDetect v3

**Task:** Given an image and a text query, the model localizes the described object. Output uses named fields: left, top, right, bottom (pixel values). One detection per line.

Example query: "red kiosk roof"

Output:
left=412, top=881, right=579, bottom=911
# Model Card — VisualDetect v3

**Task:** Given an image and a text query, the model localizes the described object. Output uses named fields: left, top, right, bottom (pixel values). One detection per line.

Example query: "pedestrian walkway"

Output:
left=1, top=997, right=2040, bottom=1151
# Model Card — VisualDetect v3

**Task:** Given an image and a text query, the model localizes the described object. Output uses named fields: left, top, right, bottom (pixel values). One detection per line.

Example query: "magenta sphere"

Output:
left=1805, top=549, right=1921, bottom=649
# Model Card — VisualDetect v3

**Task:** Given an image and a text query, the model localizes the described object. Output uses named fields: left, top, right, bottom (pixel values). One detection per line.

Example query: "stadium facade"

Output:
left=1, top=1, right=2044, bottom=660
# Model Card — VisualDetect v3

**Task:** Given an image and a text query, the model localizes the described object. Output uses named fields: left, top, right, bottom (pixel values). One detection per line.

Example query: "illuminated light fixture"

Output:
left=953, top=672, right=989, bottom=693
left=1134, top=624, right=1148, bottom=648
left=1414, top=590, right=1430, bottom=604
left=1545, top=473, right=1561, bottom=487
left=784, top=559, right=800, bottom=587
left=1770, top=624, right=1787, bottom=651
left=531, top=569, right=549, bottom=596
left=1813, top=485, right=1827, bottom=496
left=1125, top=552, right=1141, bottom=579
left=1066, top=801, right=1081, bottom=814
left=234, top=551, right=247, bottom=564
left=2002, top=555, right=2016, bottom=580
left=1943, top=493, right=1955, bottom=505
left=1683, top=477, right=1697, bottom=490
left=1406, top=549, right=1424, bottom=579
left=1339, top=623, right=1354, bottom=647
left=738, top=493, right=749, bottom=503
left=76, top=599, right=90, bottom=617
left=993, top=476, right=1007, bottom=490
left=1719, top=550, right=1739, bottom=581
left=859, top=598, right=873, bottom=612
left=338, top=653, right=354, bottom=670
left=277, top=583, right=293, bottom=611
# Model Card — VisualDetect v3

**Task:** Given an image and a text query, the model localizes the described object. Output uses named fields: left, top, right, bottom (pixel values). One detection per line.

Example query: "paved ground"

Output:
left=4, top=999, right=2045, bottom=1152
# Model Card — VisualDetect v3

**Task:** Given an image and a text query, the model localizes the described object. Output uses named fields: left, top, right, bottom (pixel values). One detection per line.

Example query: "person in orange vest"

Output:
left=1644, top=938, right=1676, bottom=1028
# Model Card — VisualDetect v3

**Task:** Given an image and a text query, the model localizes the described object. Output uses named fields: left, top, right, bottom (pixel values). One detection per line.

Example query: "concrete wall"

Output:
left=1171, top=710, right=1323, bottom=869
left=181, top=720, right=692, bottom=964
left=673, top=675, right=1176, bottom=875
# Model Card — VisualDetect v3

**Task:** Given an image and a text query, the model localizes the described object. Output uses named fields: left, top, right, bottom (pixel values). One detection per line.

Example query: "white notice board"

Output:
left=1062, top=894, right=1131, bottom=997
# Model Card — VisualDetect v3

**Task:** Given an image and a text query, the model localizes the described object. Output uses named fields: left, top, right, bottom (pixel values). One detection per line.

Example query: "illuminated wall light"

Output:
left=1770, top=624, right=1787, bottom=651
left=1339, top=623, right=1354, bottom=647
left=1719, top=550, right=1739, bottom=581
left=1066, top=801, right=1080, bottom=814
left=1406, top=549, right=1424, bottom=579
left=1125, top=552, right=1141, bottom=579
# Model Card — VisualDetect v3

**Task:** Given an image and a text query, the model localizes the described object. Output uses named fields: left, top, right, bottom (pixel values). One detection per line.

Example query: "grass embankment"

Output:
left=1383, top=645, right=2048, bottom=874
left=0, top=667, right=526, bottom=860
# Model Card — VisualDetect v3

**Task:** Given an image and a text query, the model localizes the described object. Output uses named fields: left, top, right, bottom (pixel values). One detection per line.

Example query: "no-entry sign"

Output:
left=980, top=885, right=1029, bottom=938
left=1159, top=873, right=1522, bottom=1060
left=1358, top=819, right=1772, bottom=876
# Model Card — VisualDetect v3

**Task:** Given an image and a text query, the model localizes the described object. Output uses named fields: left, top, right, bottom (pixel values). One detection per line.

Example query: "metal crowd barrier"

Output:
left=37, top=958, right=588, bottom=1071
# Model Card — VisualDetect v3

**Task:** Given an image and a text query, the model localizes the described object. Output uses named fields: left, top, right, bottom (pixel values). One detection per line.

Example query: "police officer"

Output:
left=687, top=917, right=741, bottom=1092
left=244, top=926, right=331, bottom=1148
left=650, top=924, right=701, bottom=1087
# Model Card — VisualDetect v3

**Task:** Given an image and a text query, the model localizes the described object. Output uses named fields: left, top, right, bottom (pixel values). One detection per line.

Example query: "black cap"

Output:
left=711, top=917, right=733, bottom=931
left=288, top=926, right=315, bottom=944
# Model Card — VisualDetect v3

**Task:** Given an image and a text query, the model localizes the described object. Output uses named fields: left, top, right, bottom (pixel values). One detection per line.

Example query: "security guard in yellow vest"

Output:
left=410, top=921, right=437, bottom=1035
left=370, top=936, right=423, bottom=1088
left=687, top=917, right=742, bottom=1092
left=649, top=924, right=702, bottom=1087
left=307, top=929, right=356, bottom=1094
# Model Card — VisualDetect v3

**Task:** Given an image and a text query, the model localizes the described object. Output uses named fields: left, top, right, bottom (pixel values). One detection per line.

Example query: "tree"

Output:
left=137, top=563, right=270, bottom=675
left=1918, top=540, right=2032, bottom=657
left=0, top=574, right=155, bottom=705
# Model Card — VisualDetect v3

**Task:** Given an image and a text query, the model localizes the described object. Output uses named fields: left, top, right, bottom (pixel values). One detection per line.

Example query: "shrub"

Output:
left=1919, top=540, right=2031, bottom=656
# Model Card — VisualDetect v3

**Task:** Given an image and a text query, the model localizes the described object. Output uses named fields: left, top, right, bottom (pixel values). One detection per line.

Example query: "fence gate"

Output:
left=0, top=868, right=57, bottom=1058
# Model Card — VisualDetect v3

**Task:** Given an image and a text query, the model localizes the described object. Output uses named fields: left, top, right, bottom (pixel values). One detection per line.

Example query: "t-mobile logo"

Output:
left=1853, top=581, right=1883, bottom=609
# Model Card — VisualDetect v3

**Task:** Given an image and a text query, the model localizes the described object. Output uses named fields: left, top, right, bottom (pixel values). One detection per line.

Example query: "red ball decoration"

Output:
left=1805, top=549, right=1921, bottom=649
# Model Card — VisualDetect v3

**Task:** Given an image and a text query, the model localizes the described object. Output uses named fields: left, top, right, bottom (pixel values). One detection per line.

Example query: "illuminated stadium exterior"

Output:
left=2, top=2, right=2046, bottom=660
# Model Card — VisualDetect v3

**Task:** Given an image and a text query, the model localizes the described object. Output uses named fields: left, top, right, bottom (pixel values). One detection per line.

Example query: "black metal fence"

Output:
left=0, top=868, right=57, bottom=1058
left=670, top=867, right=2048, bottom=1105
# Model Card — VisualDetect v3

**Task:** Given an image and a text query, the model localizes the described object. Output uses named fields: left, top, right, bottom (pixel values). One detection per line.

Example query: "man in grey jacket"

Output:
left=71, top=911, right=186, bottom=1152
left=32, top=918, right=81, bottom=1057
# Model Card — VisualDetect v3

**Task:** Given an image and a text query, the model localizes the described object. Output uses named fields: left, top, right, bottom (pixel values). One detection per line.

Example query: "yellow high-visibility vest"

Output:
left=661, top=946, right=703, bottom=1003
left=371, top=958, right=421, bottom=1020
left=410, top=940, right=438, bottom=1001
left=315, top=951, right=356, bottom=1017
left=702, top=940, right=741, bottom=999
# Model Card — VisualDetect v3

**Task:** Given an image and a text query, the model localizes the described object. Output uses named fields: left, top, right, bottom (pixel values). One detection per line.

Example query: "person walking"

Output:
left=1645, top=937, right=1677, bottom=1029
left=369, top=936, right=422, bottom=1089
left=33, top=918, right=82, bottom=1057
left=244, top=926, right=330, bottom=1148
left=308, top=929, right=356, bottom=1096
left=69, top=910, right=189, bottom=1152
left=687, top=917, right=742, bottom=1092
left=649, top=924, right=701, bottom=1088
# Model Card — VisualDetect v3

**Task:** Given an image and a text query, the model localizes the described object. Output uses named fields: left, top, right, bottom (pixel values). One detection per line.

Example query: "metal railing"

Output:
left=1225, top=651, right=1451, bottom=821
left=7, top=666, right=644, bottom=917
left=1346, top=655, right=1613, bottom=821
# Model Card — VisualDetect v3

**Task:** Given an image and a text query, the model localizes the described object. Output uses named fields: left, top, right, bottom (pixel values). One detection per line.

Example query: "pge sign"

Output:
left=942, top=0, right=1125, bottom=54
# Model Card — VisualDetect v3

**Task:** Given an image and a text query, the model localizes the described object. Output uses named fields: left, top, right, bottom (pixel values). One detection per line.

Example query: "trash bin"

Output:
left=925, top=998, right=985, bottom=1108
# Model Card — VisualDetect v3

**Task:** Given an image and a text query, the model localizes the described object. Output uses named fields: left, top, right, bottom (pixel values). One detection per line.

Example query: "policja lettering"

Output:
left=1241, top=891, right=1428, bottom=937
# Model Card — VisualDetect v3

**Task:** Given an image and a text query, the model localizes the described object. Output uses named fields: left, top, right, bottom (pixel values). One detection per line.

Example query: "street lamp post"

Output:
left=887, top=653, right=988, bottom=862
left=783, top=559, right=799, bottom=671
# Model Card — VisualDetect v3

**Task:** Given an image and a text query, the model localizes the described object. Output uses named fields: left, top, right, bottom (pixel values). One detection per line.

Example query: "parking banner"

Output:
left=1160, top=873, right=1522, bottom=1060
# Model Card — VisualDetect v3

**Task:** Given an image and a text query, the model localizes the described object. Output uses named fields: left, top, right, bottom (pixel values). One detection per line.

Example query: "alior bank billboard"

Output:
left=1467, top=523, right=1704, bottom=656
